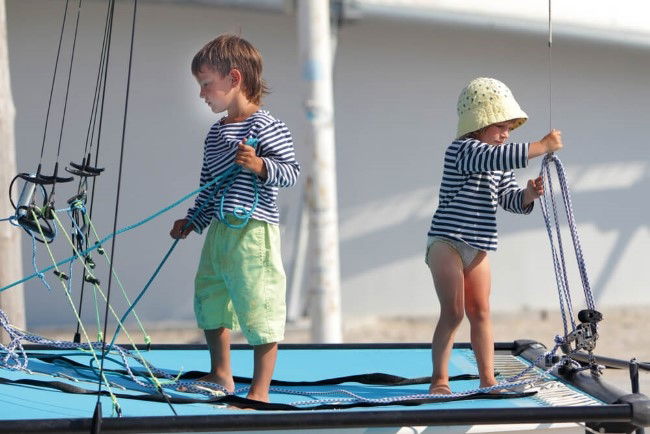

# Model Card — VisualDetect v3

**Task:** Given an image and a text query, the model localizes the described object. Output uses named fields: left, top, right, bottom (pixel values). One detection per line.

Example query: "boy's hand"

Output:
left=235, top=139, right=267, bottom=179
left=170, top=219, right=193, bottom=239
left=540, top=129, right=563, bottom=153
left=523, top=176, right=544, bottom=207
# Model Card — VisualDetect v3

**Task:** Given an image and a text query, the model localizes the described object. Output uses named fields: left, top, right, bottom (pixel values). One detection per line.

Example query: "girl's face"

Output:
left=475, top=120, right=516, bottom=145
left=195, top=66, right=235, bottom=114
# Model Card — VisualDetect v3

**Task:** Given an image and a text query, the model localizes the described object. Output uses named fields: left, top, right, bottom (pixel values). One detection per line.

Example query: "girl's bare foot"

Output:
left=246, top=391, right=269, bottom=402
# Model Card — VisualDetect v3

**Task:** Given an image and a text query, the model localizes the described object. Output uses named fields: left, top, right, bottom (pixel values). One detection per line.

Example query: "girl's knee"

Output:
left=465, top=303, right=490, bottom=323
left=439, top=308, right=464, bottom=328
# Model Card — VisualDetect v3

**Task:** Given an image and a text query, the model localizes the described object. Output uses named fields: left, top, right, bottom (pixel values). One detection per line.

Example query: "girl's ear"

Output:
left=229, top=68, right=243, bottom=87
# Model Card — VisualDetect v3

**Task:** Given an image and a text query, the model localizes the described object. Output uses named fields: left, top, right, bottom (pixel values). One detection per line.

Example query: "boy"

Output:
left=170, top=34, right=300, bottom=402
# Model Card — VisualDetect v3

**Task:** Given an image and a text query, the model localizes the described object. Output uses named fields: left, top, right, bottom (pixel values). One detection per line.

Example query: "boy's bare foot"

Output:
left=178, top=374, right=235, bottom=395
left=197, top=373, right=235, bottom=394
left=429, top=384, right=452, bottom=395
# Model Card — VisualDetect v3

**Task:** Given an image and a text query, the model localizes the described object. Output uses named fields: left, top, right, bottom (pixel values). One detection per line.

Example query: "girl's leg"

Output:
left=202, top=327, right=235, bottom=393
left=248, top=342, right=278, bottom=402
left=428, top=242, right=465, bottom=394
left=463, top=253, right=496, bottom=388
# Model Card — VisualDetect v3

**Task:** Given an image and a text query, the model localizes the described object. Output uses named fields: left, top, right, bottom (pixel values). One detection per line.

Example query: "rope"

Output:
left=29, top=232, right=53, bottom=292
left=548, top=0, right=553, bottom=131
left=539, top=154, right=597, bottom=344
left=95, top=0, right=139, bottom=411
left=1, top=310, right=562, bottom=409
left=0, top=309, right=229, bottom=398
left=37, top=0, right=70, bottom=166
left=0, top=168, right=229, bottom=293
left=276, top=340, right=569, bottom=407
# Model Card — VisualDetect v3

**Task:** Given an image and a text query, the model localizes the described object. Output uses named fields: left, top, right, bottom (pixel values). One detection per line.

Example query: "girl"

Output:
left=426, top=77, right=563, bottom=394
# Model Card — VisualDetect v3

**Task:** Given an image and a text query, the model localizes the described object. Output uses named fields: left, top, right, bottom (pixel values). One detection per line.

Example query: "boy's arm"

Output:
left=497, top=171, right=534, bottom=215
left=257, top=121, right=300, bottom=187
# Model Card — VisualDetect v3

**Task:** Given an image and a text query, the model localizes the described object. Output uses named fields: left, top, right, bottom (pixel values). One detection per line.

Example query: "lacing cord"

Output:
left=539, top=154, right=597, bottom=341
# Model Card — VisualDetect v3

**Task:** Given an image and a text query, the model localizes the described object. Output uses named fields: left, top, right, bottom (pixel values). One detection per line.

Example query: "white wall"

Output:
left=5, top=0, right=649, bottom=329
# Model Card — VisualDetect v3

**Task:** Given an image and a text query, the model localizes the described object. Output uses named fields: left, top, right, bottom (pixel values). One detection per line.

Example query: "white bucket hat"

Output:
left=456, top=77, right=528, bottom=139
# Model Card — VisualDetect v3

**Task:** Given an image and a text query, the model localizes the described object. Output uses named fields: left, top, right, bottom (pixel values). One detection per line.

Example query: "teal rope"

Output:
left=218, top=138, right=259, bottom=228
left=1, top=141, right=260, bottom=294
left=104, top=138, right=259, bottom=349
left=105, top=165, right=223, bottom=350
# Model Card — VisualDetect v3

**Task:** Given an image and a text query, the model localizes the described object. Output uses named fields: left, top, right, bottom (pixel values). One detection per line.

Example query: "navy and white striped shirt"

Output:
left=428, top=138, right=533, bottom=251
left=186, top=110, right=300, bottom=232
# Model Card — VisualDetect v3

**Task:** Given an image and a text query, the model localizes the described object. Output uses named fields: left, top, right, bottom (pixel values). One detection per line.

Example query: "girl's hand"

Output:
left=540, top=129, right=563, bottom=153
left=523, top=176, right=544, bottom=207
left=235, top=138, right=267, bottom=178
left=529, top=130, right=563, bottom=159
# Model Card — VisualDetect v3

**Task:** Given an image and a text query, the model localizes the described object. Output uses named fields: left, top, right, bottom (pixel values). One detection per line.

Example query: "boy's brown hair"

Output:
left=191, top=34, right=269, bottom=105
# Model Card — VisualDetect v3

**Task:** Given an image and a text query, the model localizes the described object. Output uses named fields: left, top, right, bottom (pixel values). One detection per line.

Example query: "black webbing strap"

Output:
left=0, top=375, right=535, bottom=411
left=28, top=352, right=486, bottom=385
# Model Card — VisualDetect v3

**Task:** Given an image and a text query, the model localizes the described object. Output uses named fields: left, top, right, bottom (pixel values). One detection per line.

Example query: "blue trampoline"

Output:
left=1, top=342, right=648, bottom=433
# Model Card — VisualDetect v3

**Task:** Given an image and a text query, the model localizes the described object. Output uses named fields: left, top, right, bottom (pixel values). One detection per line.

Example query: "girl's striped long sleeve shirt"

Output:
left=428, top=138, right=533, bottom=251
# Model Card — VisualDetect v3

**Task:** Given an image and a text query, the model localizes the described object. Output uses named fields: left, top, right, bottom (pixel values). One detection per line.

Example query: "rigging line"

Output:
left=86, top=219, right=150, bottom=341
left=106, top=162, right=240, bottom=350
left=82, top=0, right=113, bottom=159
left=37, top=0, right=71, bottom=169
left=53, top=0, right=83, bottom=315
left=0, top=168, right=234, bottom=294
left=92, top=0, right=116, bottom=173
left=548, top=0, right=553, bottom=131
left=54, top=0, right=83, bottom=162
left=66, top=204, right=151, bottom=342
left=28, top=211, right=121, bottom=412
left=94, top=0, right=160, bottom=415
left=74, top=0, right=115, bottom=341
left=46, top=213, right=172, bottom=404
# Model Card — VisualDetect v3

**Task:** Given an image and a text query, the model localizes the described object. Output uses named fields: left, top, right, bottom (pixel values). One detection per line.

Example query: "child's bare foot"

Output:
left=429, top=383, right=452, bottom=395
left=479, top=382, right=515, bottom=394
left=178, top=374, right=234, bottom=395
left=246, top=391, right=269, bottom=402
left=197, top=373, right=235, bottom=394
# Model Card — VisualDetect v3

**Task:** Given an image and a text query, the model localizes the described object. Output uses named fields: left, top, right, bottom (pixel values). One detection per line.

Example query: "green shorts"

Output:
left=194, top=217, right=286, bottom=345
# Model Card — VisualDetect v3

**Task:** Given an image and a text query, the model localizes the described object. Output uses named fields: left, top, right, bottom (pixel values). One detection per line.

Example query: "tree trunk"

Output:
left=0, top=0, right=26, bottom=344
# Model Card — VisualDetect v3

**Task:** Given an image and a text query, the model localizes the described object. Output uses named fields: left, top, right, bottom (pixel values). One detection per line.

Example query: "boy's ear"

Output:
left=229, top=68, right=242, bottom=87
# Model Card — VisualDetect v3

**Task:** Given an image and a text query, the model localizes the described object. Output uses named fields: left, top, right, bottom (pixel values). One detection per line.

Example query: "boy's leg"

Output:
left=428, top=242, right=465, bottom=394
left=194, top=221, right=238, bottom=393
left=247, top=342, right=278, bottom=402
left=463, top=253, right=496, bottom=388
left=201, top=327, right=235, bottom=393
left=225, top=219, right=285, bottom=402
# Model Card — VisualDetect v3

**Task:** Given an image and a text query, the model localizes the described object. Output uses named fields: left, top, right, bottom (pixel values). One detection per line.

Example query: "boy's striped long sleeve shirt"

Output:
left=427, top=138, right=533, bottom=251
left=186, top=110, right=300, bottom=232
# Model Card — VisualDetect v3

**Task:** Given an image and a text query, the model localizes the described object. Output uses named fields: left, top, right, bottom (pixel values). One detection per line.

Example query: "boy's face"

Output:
left=475, top=120, right=515, bottom=146
left=195, top=66, right=234, bottom=114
